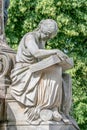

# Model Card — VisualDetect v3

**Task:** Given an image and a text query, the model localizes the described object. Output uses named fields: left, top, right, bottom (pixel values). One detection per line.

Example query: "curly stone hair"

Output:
left=38, top=19, right=58, bottom=36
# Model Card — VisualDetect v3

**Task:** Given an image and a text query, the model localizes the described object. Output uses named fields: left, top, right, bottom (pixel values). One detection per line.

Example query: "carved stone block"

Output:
left=0, top=45, right=16, bottom=123
left=6, top=99, right=26, bottom=125
left=0, top=97, right=5, bottom=121
left=0, top=123, right=7, bottom=130
left=5, top=99, right=79, bottom=130
left=1, top=122, right=78, bottom=130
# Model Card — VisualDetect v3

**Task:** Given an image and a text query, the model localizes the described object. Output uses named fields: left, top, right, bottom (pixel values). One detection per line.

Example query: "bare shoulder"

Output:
left=24, top=32, right=38, bottom=49
left=25, top=32, right=35, bottom=41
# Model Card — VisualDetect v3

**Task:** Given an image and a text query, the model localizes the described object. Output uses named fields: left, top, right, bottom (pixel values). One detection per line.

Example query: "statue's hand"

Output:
left=56, top=50, right=68, bottom=61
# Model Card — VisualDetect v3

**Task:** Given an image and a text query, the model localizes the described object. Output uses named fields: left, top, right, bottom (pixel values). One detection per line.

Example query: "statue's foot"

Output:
left=31, top=118, right=42, bottom=125
left=34, top=107, right=41, bottom=119
left=52, top=107, right=62, bottom=121
left=40, top=109, right=53, bottom=121
left=62, top=114, right=70, bottom=124
left=52, top=111, right=62, bottom=121
left=62, top=118, right=70, bottom=124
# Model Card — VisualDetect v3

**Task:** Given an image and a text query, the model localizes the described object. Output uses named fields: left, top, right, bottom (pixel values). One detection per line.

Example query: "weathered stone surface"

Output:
left=0, top=47, right=16, bottom=122
left=0, top=97, right=5, bottom=121
left=0, top=16, right=79, bottom=130
left=10, top=19, right=74, bottom=125
left=0, top=123, right=7, bottom=130
left=6, top=100, right=26, bottom=125
left=0, top=123, right=78, bottom=130
left=5, top=99, right=79, bottom=130
left=0, top=0, right=10, bottom=37
left=0, top=0, right=4, bottom=35
left=40, top=109, right=53, bottom=121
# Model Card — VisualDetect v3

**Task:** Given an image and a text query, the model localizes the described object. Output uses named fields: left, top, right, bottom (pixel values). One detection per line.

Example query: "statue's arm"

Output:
left=25, top=35, right=69, bottom=60
left=25, top=35, right=58, bottom=59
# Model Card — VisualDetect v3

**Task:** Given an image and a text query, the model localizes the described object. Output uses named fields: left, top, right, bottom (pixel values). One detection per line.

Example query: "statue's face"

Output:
left=40, top=31, right=57, bottom=41
left=49, top=32, right=57, bottom=39
left=40, top=32, right=50, bottom=41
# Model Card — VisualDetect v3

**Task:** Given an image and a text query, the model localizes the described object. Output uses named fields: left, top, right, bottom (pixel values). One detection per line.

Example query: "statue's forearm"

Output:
left=34, top=49, right=68, bottom=61
left=34, top=49, right=57, bottom=58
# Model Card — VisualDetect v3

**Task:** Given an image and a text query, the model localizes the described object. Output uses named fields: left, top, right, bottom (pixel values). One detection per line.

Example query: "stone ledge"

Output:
left=0, top=123, right=78, bottom=130
left=0, top=123, right=7, bottom=130
left=6, top=99, right=79, bottom=130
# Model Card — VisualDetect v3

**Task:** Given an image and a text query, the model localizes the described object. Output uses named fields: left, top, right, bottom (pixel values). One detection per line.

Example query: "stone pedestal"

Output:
left=0, top=42, right=79, bottom=130
left=5, top=123, right=77, bottom=130
left=0, top=122, right=78, bottom=130
left=0, top=123, right=7, bottom=130
left=0, top=98, right=79, bottom=130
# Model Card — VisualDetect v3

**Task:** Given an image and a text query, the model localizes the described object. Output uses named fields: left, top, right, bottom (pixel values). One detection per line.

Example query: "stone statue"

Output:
left=0, top=0, right=10, bottom=46
left=4, top=0, right=10, bottom=25
left=10, top=19, right=79, bottom=129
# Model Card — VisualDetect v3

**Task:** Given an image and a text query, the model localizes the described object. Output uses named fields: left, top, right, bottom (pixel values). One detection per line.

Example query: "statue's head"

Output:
left=38, top=19, right=58, bottom=40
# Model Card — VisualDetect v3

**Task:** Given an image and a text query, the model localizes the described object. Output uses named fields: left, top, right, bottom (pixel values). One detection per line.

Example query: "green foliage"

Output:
left=5, top=0, right=87, bottom=129
left=70, top=59, right=87, bottom=129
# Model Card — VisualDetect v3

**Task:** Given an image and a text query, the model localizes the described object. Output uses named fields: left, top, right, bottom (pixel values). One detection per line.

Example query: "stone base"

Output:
left=0, top=123, right=7, bottom=130
left=2, top=99, right=79, bottom=130
left=0, top=123, right=78, bottom=130
left=6, top=99, right=26, bottom=124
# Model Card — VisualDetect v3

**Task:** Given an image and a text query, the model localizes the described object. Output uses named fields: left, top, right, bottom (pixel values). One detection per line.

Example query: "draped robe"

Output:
left=11, top=33, right=72, bottom=122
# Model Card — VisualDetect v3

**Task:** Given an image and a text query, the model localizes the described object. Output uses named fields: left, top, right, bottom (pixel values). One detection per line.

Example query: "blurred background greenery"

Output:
left=5, top=0, right=87, bottom=129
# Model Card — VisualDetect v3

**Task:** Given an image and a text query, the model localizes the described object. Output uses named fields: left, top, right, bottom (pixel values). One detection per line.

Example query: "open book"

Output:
left=29, top=55, right=73, bottom=73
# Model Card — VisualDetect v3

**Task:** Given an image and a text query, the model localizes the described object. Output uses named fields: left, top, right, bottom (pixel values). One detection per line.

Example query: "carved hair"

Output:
left=38, top=19, right=58, bottom=35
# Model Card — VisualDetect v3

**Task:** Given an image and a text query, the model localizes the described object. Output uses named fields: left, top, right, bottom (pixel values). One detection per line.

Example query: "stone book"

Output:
left=29, top=55, right=73, bottom=73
